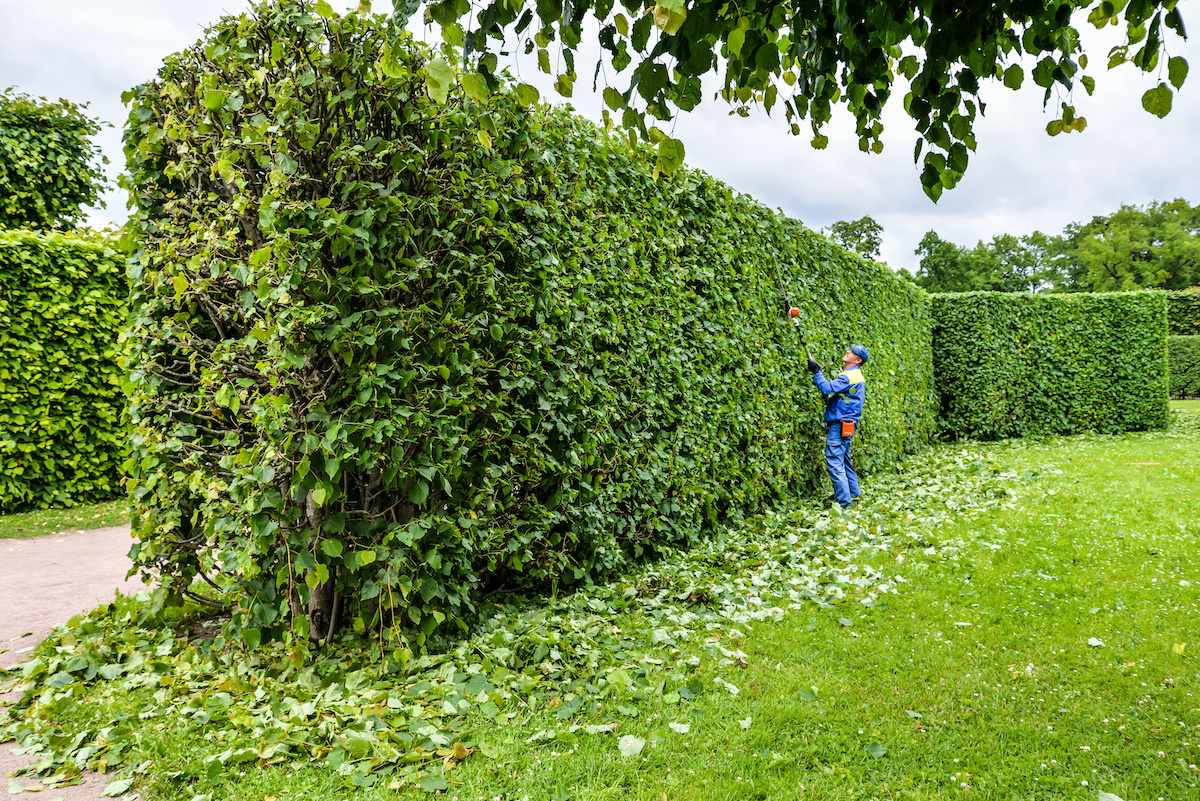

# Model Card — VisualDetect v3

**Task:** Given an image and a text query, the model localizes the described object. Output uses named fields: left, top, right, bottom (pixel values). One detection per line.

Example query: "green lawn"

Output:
left=1171, top=398, right=1200, bottom=412
left=0, top=498, right=129, bottom=539
left=2, top=414, right=1198, bottom=800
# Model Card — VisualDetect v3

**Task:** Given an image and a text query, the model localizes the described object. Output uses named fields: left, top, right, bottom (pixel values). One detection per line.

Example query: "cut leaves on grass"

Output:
left=2, top=411, right=1198, bottom=800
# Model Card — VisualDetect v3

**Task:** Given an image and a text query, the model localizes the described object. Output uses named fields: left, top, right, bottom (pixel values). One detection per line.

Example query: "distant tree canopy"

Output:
left=914, top=231, right=1046, bottom=293
left=1056, top=198, right=1200, bottom=291
left=0, top=90, right=106, bottom=230
left=824, top=216, right=882, bottom=261
left=394, top=0, right=1191, bottom=200
left=914, top=198, right=1200, bottom=293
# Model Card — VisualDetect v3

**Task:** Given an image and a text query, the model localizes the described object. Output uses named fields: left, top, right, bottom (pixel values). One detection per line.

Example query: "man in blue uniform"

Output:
left=807, top=345, right=869, bottom=508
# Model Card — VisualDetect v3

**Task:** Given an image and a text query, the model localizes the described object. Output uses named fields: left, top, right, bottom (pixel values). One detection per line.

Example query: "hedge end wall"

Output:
left=0, top=230, right=127, bottom=511
left=1168, top=336, right=1200, bottom=399
left=122, top=1, right=933, bottom=648
left=931, top=292, right=1169, bottom=440
left=1166, top=288, right=1200, bottom=335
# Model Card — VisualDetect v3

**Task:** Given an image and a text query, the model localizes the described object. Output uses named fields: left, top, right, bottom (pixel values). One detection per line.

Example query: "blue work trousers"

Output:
left=824, top=423, right=860, bottom=508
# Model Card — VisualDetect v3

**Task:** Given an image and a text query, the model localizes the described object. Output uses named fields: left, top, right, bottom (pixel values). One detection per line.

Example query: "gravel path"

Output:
left=2, top=525, right=146, bottom=799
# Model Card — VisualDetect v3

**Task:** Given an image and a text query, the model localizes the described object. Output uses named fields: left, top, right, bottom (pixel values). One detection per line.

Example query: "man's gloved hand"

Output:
left=806, top=357, right=821, bottom=374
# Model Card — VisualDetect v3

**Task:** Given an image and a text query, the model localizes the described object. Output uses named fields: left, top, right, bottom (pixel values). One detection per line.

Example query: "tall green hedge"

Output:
left=1165, top=287, right=1200, bottom=335
left=0, top=229, right=127, bottom=511
left=0, top=90, right=106, bottom=230
left=122, top=0, right=934, bottom=650
left=1168, top=336, right=1200, bottom=398
left=931, top=292, right=1169, bottom=440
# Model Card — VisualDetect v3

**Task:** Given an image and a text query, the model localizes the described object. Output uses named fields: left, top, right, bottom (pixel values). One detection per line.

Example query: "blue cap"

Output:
left=850, top=344, right=869, bottom=364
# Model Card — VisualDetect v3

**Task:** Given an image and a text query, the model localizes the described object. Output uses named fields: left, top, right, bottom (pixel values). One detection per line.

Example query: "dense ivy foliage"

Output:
left=0, top=90, right=106, bottom=230
left=1165, top=287, right=1200, bottom=335
left=931, top=292, right=1169, bottom=440
left=1168, top=336, right=1200, bottom=399
left=0, top=230, right=127, bottom=512
left=121, top=1, right=933, bottom=650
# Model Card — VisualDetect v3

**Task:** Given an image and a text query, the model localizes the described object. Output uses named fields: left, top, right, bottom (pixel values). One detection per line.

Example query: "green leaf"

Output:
left=100, top=777, right=134, bottom=797
left=1141, top=82, right=1173, bottom=118
left=356, top=549, right=378, bottom=568
left=419, top=776, right=450, bottom=792
left=796, top=686, right=818, bottom=701
left=1031, top=57, right=1055, bottom=88
left=341, top=730, right=375, bottom=759
left=425, top=58, right=454, bottom=104
left=727, top=28, right=745, bottom=58
left=461, top=72, right=489, bottom=103
left=442, top=22, right=465, bottom=47
left=1168, top=56, right=1188, bottom=90
left=1002, top=64, right=1023, bottom=90
left=315, top=0, right=337, bottom=18
left=652, top=3, right=686, bottom=35
left=866, top=743, right=887, bottom=759
left=7, top=780, right=24, bottom=795
left=617, top=735, right=645, bottom=757
left=410, top=479, right=430, bottom=505
left=603, top=86, right=625, bottom=110
left=515, top=83, right=541, bottom=106
left=379, top=44, right=406, bottom=79
left=203, top=90, right=227, bottom=111
left=655, top=136, right=686, bottom=175
left=98, top=663, right=125, bottom=680
left=242, top=627, right=262, bottom=649
left=321, top=538, right=344, bottom=558
left=554, top=73, right=575, bottom=97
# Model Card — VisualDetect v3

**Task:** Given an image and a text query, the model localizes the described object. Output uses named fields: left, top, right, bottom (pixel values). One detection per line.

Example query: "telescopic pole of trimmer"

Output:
left=783, top=295, right=815, bottom=361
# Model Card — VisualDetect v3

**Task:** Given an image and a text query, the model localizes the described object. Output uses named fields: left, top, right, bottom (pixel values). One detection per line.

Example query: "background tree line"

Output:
left=901, top=198, right=1200, bottom=293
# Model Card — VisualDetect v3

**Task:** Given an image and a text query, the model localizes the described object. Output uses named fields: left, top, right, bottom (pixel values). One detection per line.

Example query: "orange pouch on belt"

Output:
left=840, top=420, right=856, bottom=438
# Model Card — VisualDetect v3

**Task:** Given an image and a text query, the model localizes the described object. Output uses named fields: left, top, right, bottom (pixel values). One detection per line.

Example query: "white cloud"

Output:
left=2, top=0, right=1195, bottom=274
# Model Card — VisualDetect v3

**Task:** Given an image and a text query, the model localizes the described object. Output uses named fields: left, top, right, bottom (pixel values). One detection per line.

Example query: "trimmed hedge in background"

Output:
left=1169, top=336, right=1200, bottom=398
left=931, top=292, right=1169, bottom=440
left=122, top=1, right=934, bottom=649
left=1165, top=287, right=1200, bottom=335
left=0, top=90, right=106, bottom=231
left=0, top=229, right=127, bottom=512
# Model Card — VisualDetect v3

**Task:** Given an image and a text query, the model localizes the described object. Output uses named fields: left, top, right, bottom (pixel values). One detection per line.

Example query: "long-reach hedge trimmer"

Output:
left=783, top=295, right=816, bottom=363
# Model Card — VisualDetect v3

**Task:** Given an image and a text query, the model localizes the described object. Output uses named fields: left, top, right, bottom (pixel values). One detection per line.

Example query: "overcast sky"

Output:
left=2, top=0, right=1196, bottom=275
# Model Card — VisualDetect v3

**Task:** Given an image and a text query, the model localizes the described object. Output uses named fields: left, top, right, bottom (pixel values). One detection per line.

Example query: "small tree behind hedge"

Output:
left=932, top=292, right=1169, bottom=440
left=0, top=229, right=127, bottom=511
left=0, top=90, right=106, bottom=230
left=122, top=0, right=933, bottom=652
left=1168, top=336, right=1200, bottom=399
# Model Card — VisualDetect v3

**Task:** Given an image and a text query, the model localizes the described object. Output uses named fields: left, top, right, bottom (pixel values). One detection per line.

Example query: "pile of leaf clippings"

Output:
left=1, top=443, right=1039, bottom=796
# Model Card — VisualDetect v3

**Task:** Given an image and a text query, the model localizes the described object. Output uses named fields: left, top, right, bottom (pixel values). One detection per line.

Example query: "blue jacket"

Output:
left=812, top=367, right=865, bottom=424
